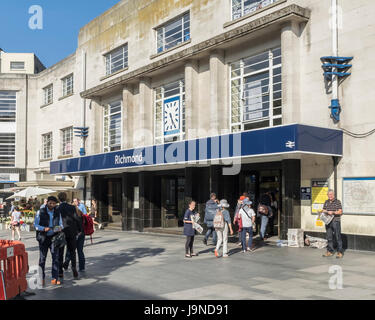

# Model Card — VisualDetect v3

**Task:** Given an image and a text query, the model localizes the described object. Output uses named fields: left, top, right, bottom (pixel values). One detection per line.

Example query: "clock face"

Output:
left=163, top=97, right=180, bottom=136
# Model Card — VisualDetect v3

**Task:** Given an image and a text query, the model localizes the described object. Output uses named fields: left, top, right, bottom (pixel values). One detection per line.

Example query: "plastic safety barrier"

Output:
left=0, top=240, right=29, bottom=300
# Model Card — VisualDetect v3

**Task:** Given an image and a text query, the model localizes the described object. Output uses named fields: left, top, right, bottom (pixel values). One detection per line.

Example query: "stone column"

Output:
left=122, top=85, right=134, bottom=149
left=121, top=172, right=128, bottom=231
left=281, top=20, right=302, bottom=123
left=137, top=77, right=153, bottom=148
left=209, top=50, right=228, bottom=136
left=184, top=60, right=199, bottom=139
left=281, top=159, right=301, bottom=240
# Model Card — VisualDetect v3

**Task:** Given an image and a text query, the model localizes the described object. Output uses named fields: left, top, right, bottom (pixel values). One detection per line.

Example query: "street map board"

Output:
left=343, top=178, right=375, bottom=215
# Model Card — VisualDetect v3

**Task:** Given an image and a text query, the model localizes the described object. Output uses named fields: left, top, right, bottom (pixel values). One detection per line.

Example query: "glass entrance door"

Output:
left=161, top=176, right=185, bottom=228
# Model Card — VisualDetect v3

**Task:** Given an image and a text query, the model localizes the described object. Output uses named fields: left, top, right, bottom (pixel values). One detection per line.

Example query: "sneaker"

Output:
left=214, top=250, right=219, bottom=258
left=223, top=254, right=229, bottom=258
left=242, top=250, right=246, bottom=253
left=203, top=238, right=207, bottom=245
left=99, top=224, right=103, bottom=230
left=72, top=269, right=79, bottom=279
left=51, top=279, right=61, bottom=285
left=322, top=251, right=334, bottom=257
left=336, top=252, right=343, bottom=259
left=246, top=247, right=251, bottom=252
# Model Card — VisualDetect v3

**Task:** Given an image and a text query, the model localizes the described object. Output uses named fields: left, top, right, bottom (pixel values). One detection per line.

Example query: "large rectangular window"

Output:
left=230, top=47, right=282, bottom=132
left=154, top=79, right=185, bottom=145
left=105, top=44, right=128, bottom=76
left=43, top=84, right=53, bottom=105
left=0, top=91, right=16, bottom=122
left=62, top=74, right=74, bottom=97
left=10, top=61, right=25, bottom=70
left=41, top=132, right=52, bottom=160
left=157, top=12, right=190, bottom=53
left=103, top=101, right=122, bottom=152
left=232, top=0, right=280, bottom=20
left=0, top=133, right=15, bottom=167
left=61, top=127, right=73, bottom=156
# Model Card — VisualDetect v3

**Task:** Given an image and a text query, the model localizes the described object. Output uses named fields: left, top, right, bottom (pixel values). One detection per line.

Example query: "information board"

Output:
left=311, top=180, right=329, bottom=214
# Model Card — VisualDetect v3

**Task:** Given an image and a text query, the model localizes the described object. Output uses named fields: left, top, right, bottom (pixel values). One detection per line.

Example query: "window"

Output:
left=157, top=12, right=190, bottom=53
left=154, top=79, right=185, bottom=145
left=62, top=74, right=73, bottom=97
left=105, top=44, right=128, bottom=76
left=103, top=101, right=122, bottom=152
left=43, top=84, right=53, bottom=105
left=232, top=0, right=280, bottom=20
left=230, top=47, right=282, bottom=132
left=10, top=61, right=25, bottom=70
left=0, top=91, right=16, bottom=122
left=0, top=133, right=15, bottom=167
left=61, top=127, right=73, bottom=156
left=41, top=132, right=52, bottom=160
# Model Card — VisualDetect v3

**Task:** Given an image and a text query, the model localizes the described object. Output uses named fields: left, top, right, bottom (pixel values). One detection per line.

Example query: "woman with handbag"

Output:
left=183, top=200, right=199, bottom=258
left=214, top=200, right=233, bottom=258
left=11, top=206, right=22, bottom=241
left=233, top=196, right=245, bottom=247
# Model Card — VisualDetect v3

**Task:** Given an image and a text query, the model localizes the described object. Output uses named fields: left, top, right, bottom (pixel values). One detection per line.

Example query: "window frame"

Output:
left=230, top=47, right=282, bottom=133
left=0, top=91, right=17, bottom=122
left=43, top=84, right=53, bottom=105
left=60, top=127, right=73, bottom=157
left=105, top=43, right=129, bottom=76
left=103, top=100, right=123, bottom=153
left=156, top=12, right=190, bottom=54
left=10, top=61, right=25, bottom=70
left=41, top=132, right=53, bottom=160
left=231, top=0, right=280, bottom=21
left=61, top=74, right=74, bottom=97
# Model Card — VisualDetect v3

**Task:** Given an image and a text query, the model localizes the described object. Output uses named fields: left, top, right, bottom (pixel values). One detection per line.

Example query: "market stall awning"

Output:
left=6, top=187, right=56, bottom=200
left=50, top=124, right=343, bottom=175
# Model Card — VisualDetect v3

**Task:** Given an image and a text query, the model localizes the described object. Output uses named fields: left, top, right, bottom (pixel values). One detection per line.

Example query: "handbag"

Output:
left=52, top=231, right=67, bottom=248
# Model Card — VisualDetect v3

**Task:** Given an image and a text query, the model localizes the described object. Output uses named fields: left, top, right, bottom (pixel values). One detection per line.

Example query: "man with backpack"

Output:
left=239, top=199, right=256, bottom=253
left=203, top=193, right=219, bottom=246
left=57, top=192, right=82, bottom=280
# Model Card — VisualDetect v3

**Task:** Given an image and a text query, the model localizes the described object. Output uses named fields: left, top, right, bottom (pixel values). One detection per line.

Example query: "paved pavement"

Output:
left=1, top=229, right=375, bottom=300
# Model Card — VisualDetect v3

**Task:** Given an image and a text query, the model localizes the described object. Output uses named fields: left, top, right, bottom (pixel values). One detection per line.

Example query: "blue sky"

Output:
left=0, top=0, right=120, bottom=68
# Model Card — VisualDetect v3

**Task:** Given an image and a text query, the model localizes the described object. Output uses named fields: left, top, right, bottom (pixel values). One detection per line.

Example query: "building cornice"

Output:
left=80, top=4, right=310, bottom=99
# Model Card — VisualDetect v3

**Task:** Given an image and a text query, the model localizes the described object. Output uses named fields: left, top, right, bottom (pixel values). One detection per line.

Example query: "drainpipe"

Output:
left=80, top=50, right=87, bottom=156
left=81, top=51, right=87, bottom=202
left=330, top=0, right=340, bottom=122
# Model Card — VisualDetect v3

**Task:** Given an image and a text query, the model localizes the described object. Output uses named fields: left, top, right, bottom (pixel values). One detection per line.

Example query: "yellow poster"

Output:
left=311, top=180, right=329, bottom=214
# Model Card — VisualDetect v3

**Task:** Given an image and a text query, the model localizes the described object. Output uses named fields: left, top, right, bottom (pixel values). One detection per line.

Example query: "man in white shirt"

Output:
left=239, top=199, right=256, bottom=253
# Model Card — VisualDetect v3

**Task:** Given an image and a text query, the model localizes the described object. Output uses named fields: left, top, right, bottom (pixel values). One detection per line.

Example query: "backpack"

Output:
left=213, top=210, right=225, bottom=229
left=82, top=214, right=94, bottom=236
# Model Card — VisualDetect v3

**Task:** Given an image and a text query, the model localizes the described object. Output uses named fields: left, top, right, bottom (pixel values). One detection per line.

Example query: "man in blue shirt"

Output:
left=34, top=196, right=64, bottom=286
left=73, top=198, right=87, bottom=215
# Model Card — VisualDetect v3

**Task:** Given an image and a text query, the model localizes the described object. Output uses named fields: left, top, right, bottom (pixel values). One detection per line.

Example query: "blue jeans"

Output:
left=65, top=233, right=86, bottom=271
left=204, top=226, right=217, bottom=244
left=260, top=215, right=269, bottom=240
left=39, top=236, right=59, bottom=280
left=326, top=220, right=343, bottom=253
left=242, top=227, right=253, bottom=251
